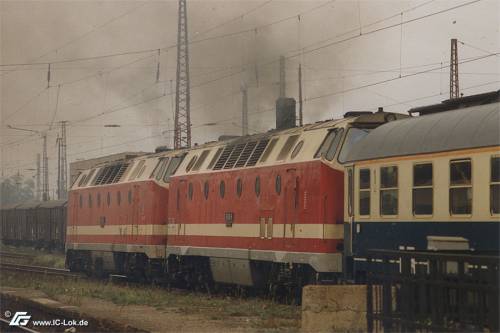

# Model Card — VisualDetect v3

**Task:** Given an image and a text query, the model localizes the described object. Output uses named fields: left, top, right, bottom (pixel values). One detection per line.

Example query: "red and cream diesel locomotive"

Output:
left=66, top=108, right=405, bottom=288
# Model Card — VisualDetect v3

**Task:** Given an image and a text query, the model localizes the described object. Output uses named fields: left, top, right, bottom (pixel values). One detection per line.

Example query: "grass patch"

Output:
left=0, top=272, right=300, bottom=331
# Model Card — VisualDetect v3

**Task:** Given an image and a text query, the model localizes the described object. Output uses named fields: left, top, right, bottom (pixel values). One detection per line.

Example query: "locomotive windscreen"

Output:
left=338, top=128, right=372, bottom=163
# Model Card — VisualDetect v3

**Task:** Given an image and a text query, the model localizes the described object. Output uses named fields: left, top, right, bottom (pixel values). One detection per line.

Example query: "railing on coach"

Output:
left=366, top=249, right=499, bottom=332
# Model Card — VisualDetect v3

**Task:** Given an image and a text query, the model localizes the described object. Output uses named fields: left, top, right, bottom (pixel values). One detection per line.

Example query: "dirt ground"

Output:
left=0, top=270, right=300, bottom=333
left=56, top=295, right=285, bottom=333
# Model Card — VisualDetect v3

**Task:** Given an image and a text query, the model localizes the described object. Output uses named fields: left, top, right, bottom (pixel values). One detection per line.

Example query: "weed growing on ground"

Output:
left=0, top=272, right=299, bottom=330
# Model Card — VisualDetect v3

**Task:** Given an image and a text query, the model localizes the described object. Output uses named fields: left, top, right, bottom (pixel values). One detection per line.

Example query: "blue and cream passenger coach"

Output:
left=343, top=92, right=500, bottom=275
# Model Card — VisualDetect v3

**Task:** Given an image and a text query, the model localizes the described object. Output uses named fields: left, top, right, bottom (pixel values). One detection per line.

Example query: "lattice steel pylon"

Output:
left=42, top=133, right=49, bottom=201
left=450, top=38, right=459, bottom=99
left=174, top=0, right=191, bottom=149
left=56, top=121, right=68, bottom=199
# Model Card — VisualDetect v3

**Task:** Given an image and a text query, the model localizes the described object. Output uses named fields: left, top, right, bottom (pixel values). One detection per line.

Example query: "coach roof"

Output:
left=346, top=101, right=500, bottom=162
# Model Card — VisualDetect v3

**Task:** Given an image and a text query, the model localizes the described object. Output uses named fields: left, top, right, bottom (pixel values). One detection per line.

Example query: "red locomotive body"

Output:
left=66, top=111, right=403, bottom=288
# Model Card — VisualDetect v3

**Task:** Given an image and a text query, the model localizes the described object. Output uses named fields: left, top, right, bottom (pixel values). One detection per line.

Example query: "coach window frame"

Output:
left=358, top=168, right=371, bottom=217
left=380, top=165, right=398, bottom=216
left=128, top=190, right=132, bottom=205
left=347, top=168, right=354, bottom=217
left=490, top=155, right=499, bottom=215
left=107, top=192, right=111, bottom=206
left=79, top=194, right=83, bottom=208
left=449, top=158, right=472, bottom=216
left=117, top=191, right=121, bottom=206
left=88, top=193, right=92, bottom=208
left=97, top=193, right=101, bottom=207
left=413, top=162, right=433, bottom=216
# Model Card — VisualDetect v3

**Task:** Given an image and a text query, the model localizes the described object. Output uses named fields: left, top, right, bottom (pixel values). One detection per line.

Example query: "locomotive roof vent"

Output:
left=343, top=111, right=373, bottom=118
left=155, top=146, right=171, bottom=153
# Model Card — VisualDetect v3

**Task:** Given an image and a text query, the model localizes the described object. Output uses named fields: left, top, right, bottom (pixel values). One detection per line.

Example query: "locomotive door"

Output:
left=71, top=193, right=78, bottom=243
left=284, top=170, right=298, bottom=248
left=259, top=210, right=274, bottom=241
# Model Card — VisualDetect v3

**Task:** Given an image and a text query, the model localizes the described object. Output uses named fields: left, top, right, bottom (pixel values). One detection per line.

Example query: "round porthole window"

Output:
left=255, top=176, right=261, bottom=197
left=236, top=178, right=243, bottom=198
left=188, top=183, right=193, bottom=200
left=220, top=181, right=225, bottom=198
left=275, top=175, right=281, bottom=195
left=204, top=181, right=209, bottom=199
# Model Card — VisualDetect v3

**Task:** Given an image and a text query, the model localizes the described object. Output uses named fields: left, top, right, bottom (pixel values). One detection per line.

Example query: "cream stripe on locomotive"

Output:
left=66, top=224, right=167, bottom=236
left=167, top=223, right=343, bottom=239
left=67, top=223, right=343, bottom=239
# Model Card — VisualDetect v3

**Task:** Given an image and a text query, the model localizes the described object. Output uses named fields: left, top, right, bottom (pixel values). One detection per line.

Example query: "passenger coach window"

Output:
left=490, top=156, right=500, bottom=214
left=359, top=169, right=370, bottom=216
left=380, top=166, right=398, bottom=215
left=315, top=129, right=344, bottom=161
left=450, top=159, right=472, bottom=215
left=413, top=163, right=433, bottom=215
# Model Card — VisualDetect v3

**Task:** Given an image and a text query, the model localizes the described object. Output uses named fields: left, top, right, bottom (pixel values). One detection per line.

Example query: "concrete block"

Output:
left=301, top=284, right=367, bottom=333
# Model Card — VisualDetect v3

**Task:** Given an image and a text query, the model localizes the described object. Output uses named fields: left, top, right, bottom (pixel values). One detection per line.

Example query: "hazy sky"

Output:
left=1, top=0, right=499, bottom=194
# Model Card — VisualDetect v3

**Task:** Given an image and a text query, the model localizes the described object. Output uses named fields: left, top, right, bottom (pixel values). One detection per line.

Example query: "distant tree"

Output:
left=0, top=174, right=35, bottom=206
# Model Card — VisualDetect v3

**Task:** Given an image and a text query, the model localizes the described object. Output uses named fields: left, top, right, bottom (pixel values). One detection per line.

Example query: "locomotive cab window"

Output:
left=450, top=159, right=472, bottom=215
left=277, top=135, right=300, bottom=160
left=315, top=129, right=344, bottom=161
left=413, top=163, right=433, bottom=215
left=163, top=155, right=184, bottom=182
left=490, top=156, right=500, bottom=215
left=338, top=128, right=371, bottom=163
left=359, top=169, right=370, bottom=216
left=380, top=166, right=398, bottom=216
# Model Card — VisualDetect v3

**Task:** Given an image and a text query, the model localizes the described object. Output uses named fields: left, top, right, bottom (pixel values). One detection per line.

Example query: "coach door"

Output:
left=284, top=170, right=299, bottom=246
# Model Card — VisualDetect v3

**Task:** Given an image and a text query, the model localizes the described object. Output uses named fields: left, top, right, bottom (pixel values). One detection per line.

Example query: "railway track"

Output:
left=0, top=252, right=34, bottom=259
left=0, top=262, right=83, bottom=279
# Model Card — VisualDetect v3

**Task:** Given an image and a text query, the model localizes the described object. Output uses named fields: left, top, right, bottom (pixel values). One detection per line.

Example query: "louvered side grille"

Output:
left=235, top=141, right=257, bottom=168
left=224, top=143, right=246, bottom=169
left=246, top=139, right=269, bottom=166
left=93, top=168, right=106, bottom=185
left=112, top=163, right=129, bottom=183
left=213, top=146, right=234, bottom=170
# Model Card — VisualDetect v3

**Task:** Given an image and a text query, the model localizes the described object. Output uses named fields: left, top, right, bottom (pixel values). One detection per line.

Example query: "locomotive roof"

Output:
left=345, top=101, right=500, bottom=162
